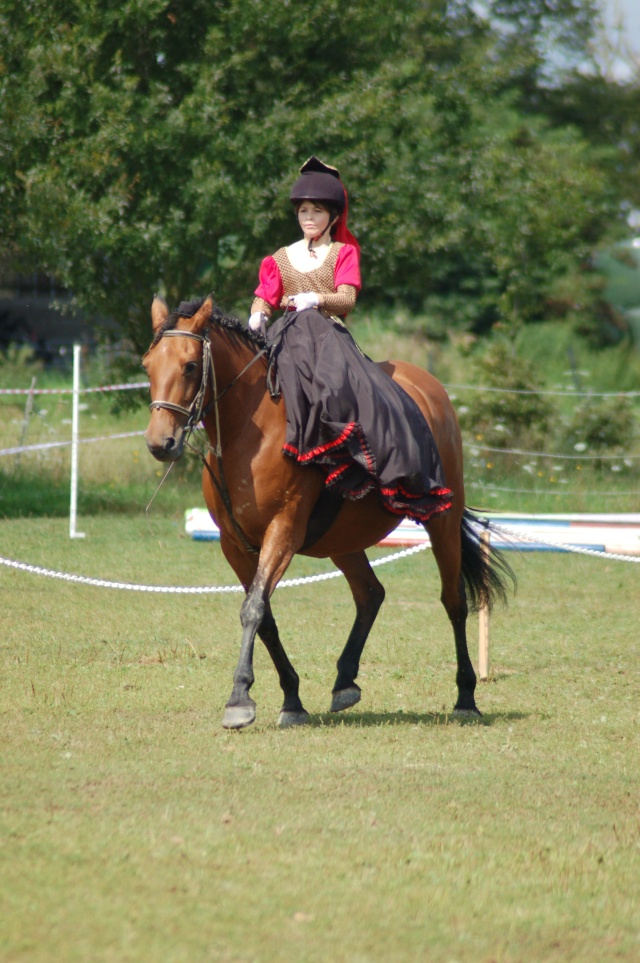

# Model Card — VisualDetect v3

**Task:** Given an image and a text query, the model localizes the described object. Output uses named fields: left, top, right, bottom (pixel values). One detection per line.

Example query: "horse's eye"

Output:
left=184, top=361, right=198, bottom=376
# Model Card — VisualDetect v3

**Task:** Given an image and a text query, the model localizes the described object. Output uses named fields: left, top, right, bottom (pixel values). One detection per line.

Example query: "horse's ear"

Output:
left=151, top=294, right=169, bottom=333
left=191, top=295, right=214, bottom=333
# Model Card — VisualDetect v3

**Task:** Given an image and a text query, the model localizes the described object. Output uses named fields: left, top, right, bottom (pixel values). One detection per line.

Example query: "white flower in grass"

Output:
left=624, top=458, right=633, bottom=468
left=611, top=464, right=622, bottom=472
left=574, top=442, right=587, bottom=452
left=522, top=464, right=535, bottom=474
left=552, top=465, right=564, bottom=472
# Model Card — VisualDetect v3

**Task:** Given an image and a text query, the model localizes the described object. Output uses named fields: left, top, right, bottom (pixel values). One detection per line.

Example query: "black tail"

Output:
left=460, top=509, right=516, bottom=613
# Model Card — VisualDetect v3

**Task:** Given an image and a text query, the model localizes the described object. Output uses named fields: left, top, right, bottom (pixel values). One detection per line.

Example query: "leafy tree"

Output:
left=0, top=0, right=631, bottom=351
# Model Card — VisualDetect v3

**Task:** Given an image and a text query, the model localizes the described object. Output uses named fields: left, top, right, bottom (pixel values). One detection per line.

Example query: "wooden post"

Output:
left=478, top=529, right=490, bottom=680
left=16, top=377, right=37, bottom=468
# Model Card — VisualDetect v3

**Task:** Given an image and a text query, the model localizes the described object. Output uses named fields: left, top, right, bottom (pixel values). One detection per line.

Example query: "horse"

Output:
left=143, top=295, right=514, bottom=729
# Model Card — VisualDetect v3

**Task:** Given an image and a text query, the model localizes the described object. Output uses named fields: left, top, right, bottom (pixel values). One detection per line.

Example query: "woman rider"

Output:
left=248, top=156, right=452, bottom=524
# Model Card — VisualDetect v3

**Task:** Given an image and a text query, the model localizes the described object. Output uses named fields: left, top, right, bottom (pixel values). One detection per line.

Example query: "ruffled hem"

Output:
left=283, top=421, right=453, bottom=523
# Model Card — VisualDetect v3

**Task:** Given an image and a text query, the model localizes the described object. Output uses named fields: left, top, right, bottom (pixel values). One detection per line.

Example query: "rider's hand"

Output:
left=290, top=292, right=319, bottom=311
left=248, top=312, right=266, bottom=332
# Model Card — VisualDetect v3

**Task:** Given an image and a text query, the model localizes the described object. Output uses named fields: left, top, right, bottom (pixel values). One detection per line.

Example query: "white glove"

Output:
left=290, top=292, right=319, bottom=311
left=248, top=311, right=266, bottom=332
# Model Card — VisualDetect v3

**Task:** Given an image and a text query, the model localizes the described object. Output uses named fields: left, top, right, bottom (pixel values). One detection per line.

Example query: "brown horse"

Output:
left=143, top=295, right=513, bottom=729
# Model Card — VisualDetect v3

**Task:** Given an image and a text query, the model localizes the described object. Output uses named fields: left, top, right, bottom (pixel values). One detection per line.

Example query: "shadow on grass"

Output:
left=306, top=709, right=530, bottom=728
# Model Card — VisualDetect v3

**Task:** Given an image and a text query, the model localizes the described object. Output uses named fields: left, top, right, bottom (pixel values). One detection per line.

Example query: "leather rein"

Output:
left=149, top=327, right=265, bottom=554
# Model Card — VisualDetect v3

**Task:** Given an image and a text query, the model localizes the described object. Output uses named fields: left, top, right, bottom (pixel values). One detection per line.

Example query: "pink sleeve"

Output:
left=334, top=244, right=361, bottom=291
left=254, top=256, right=283, bottom=307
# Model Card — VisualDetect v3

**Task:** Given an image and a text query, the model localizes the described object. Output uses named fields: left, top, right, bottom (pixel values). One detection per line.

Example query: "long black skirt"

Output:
left=266, top=309, right=452, bottom=524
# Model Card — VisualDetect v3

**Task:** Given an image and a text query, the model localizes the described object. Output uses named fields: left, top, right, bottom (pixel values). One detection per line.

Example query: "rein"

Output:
left=149, top=326, right=263, bottom=555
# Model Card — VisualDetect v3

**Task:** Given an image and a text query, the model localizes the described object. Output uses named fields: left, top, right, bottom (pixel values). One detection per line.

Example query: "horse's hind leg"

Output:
left=330, top=551, right=386, bottom=713
left=427, top=513, right=479, bottom=715
left=258, top=602, right=309, bottom=728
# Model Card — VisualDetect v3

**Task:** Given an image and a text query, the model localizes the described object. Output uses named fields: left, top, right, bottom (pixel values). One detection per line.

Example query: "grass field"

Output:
left=1, top=515, right=639, bottom=962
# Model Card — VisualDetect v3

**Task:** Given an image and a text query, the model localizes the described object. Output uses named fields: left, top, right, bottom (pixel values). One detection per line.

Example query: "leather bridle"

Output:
left=148, top=326, right=263, bottom=554
left=149, top=329, right=214, bottom=429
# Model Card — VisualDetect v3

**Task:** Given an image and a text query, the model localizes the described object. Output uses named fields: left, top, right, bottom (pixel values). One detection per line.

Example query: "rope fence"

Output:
left=0, top=431, right=145, bottom=458
left=0, top=381, right=149, bottom=396
left=1, top=380, right=639, bottom=399
left=0, top=520, right=637, bottom=600
left=0, top=541, right=432, bottom=594
left=467, top=481, right=638, bottom=497
left=469, top=444, right=638, bottom=461
left=444, top=383, right=640, bottom=398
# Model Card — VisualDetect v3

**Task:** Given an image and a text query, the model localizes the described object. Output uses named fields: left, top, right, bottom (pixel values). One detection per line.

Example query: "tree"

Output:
left=0, top=0, right=630, bottom=350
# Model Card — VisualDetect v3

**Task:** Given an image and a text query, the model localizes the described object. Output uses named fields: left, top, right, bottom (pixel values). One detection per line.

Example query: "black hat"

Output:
left=289, top=156, right=346, bottom=212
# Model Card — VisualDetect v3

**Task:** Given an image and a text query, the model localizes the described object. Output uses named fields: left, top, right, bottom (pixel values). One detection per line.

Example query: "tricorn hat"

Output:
left=289, top=156, right=346, bottom=212
left=289, top=156, right=359, bottom=253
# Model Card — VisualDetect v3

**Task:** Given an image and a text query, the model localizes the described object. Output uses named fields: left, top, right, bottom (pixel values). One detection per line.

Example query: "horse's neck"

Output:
left=205, top=328, right=267, bottom=437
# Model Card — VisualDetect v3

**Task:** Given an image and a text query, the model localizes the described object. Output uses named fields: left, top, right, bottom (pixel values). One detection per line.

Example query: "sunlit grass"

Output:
left=0, top=515, right=638, bottom=962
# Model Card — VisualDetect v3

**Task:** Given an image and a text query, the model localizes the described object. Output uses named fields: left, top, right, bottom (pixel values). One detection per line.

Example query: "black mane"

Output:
left=150, top=295, right=268, bottom=351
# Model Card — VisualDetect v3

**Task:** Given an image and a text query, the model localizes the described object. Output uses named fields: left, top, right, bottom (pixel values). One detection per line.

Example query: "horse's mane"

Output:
left=150, top=296, right=268, bottom=352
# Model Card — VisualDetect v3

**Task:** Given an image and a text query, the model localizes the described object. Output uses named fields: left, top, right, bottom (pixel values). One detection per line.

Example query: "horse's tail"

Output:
left=460, top=508, right=516, bottom=613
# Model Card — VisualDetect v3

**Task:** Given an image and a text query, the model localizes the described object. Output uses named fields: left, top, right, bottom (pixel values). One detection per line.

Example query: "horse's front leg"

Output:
left=222, top=524, right=301, bottom=731
left=221, top=572, right=266, bottom=730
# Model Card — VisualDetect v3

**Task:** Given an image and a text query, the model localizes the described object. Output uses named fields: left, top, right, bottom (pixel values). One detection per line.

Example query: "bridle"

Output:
left=148, top=326, right=265, bottom=554
left=149, top=329, right=214, bottom=429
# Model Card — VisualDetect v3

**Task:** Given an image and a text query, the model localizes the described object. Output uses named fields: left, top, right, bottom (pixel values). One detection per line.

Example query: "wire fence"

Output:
left=1, top=379, right=639, bottom=399
left=0, top=371, right=638, bottom=593
left=2, top=375, right=637, bottom=465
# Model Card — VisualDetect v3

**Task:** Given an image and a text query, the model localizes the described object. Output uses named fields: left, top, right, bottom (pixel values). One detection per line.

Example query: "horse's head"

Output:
left=143, top=295, right=212, bottom=462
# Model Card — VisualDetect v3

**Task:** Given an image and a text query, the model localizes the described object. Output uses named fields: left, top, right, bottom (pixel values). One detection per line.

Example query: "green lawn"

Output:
left=1, top=515, right=638, bottom=962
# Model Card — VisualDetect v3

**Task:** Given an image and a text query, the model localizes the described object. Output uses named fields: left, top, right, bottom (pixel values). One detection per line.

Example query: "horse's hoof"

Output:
left=222, top=703, right=256, bottom=730
left=452, top=705, right=482, bottom=719
left=278, top=709, right=310, bottom=729
left=330, top=686, right=361, bottom=713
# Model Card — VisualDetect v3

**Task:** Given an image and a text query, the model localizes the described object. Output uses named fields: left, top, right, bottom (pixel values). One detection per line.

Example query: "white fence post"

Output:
left=69, top=344, right=86, bottom=540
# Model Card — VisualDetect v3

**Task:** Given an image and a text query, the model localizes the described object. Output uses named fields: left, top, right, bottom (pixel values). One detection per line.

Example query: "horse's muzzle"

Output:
left=144, top=427, right=185, bottom=462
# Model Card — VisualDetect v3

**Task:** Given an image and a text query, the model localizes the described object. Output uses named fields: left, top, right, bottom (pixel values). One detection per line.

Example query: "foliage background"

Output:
left=1, top=0, right=640, bottom=352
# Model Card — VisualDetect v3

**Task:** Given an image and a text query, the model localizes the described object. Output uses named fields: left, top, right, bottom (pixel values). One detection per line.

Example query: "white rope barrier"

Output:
left=2, top=380, right=639, bottom=400
left=490, top=523, right=640, bottom=564
left=0, top=431, right=145, bottom=458
left=3, top=431, right=635, bottom=464
left=0, top=381, right=149, bottom=397
left=0, top=542, right=429, bottom=594
left=0, top=522, right=637, bottom=597
left=469, top=444, right=638, bottom=461
left=445, top=383, right=640, bottom=399
left=468, top=481, right=638, bottom=497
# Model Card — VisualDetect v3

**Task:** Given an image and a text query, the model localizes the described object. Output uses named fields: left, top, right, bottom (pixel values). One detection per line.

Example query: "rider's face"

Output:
left=297, top=201, right=332, bottom=241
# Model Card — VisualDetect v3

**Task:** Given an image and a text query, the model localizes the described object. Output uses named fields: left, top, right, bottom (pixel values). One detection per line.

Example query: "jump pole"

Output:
left=478, top=529, right=490, bottom=679
left=69, top=344, right=85, bottom=540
